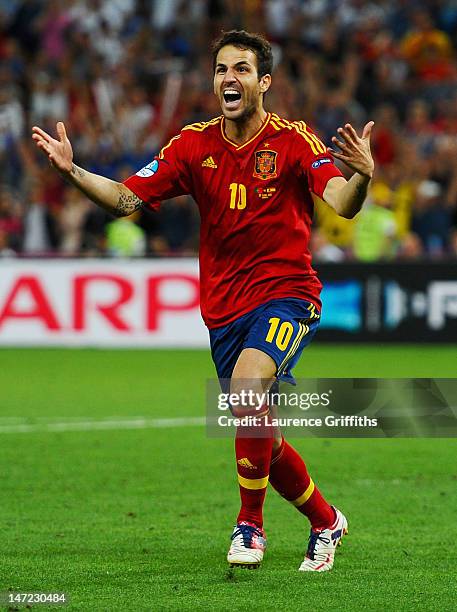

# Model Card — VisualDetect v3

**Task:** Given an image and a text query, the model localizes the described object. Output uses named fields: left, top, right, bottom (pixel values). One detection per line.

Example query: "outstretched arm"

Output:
left=319, top=121, right=375, bottom=219
left=32, top=122, right=143, bottom=217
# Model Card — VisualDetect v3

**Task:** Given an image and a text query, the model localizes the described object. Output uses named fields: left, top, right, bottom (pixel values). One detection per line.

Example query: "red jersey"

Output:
left=124, top=112, right=343, bottom=328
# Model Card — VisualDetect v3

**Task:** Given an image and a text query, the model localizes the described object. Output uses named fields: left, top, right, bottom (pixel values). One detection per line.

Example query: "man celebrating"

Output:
left=32, top=30, right=374, bottom=572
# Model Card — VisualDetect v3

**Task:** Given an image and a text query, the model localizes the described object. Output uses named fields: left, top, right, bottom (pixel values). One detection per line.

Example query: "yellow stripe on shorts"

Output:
left=277, top=321, right=308, bottom=375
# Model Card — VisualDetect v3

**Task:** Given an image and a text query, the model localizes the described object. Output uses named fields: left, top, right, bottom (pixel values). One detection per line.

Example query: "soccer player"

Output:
left=32, top=30, right=374, bottom=572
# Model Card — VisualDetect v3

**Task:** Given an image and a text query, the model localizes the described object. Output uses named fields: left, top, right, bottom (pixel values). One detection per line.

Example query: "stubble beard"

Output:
left=223, top=97, right=258, bottom=124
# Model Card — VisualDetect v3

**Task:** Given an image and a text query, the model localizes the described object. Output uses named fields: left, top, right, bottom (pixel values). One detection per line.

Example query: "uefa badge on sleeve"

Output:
left=311, top=158, right=332, bottom=169
left=136, top=159, right=159, bottom=178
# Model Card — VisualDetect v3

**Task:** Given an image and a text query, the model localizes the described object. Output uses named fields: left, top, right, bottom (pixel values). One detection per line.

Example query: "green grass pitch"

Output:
left=1, top=345, right=456, bottom=611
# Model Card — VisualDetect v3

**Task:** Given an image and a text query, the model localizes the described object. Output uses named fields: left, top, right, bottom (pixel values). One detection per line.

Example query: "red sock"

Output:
left=235, top=409, right=274, bottom=528
left=269, top=437, right=335, bottom=529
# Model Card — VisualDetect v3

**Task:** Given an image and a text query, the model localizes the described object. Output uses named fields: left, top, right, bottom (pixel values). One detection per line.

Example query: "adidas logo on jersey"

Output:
left=237, top=458, right=257, bottom=469
left=202, top=156, right=218, bottom=169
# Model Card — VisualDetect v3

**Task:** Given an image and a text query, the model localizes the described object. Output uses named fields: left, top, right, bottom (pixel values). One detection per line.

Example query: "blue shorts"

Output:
left=209, top=298, right=320, bottom=388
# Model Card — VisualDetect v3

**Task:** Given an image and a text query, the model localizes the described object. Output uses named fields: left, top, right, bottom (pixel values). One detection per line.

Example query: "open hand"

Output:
left=330, top=121, right=375, bottom=179
left=32, top=122, right=73, bottom=175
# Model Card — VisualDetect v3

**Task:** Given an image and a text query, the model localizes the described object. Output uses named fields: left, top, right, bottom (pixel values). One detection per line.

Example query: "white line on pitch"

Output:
left=0, top=416, right=206, bottom=434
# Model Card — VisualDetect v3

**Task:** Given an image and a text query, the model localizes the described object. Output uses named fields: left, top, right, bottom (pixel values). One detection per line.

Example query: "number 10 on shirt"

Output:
left=229, top=183, right=247, bottom=209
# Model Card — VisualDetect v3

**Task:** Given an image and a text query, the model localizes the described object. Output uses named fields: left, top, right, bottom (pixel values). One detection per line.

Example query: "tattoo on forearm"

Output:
left=71, top=164, right=85, bottom=179
left=115, top=185, right=143, bottom=216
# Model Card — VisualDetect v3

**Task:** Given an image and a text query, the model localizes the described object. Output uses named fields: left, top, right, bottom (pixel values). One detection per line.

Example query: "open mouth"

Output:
left=223, top=89, right=242, bottom=110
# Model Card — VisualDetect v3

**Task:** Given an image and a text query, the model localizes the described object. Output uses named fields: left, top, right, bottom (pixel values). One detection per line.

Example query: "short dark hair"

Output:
left=211, top=30, right=273, bottom=78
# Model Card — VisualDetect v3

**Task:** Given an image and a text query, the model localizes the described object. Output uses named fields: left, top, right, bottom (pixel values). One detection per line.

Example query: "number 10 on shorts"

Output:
left=266, top=317, right=293, bottom=350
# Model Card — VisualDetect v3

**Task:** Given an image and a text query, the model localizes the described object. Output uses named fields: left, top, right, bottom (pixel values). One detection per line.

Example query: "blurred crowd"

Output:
left=1, top=0, right=457, bottom=261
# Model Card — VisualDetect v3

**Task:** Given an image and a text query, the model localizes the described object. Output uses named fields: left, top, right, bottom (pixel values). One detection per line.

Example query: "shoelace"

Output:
left=306, top=530, right=331, bottom=560
left=232, top=524, right=262, bottom=548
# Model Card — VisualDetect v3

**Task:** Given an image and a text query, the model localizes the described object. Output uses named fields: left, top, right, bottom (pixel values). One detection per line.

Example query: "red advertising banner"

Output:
left=0, top=259, right=207, bottom=347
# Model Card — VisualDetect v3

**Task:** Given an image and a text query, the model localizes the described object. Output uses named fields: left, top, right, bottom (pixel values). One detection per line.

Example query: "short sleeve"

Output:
left=292, top=123, right=344, bottom=200
left=123, top=133, right=191, bottom=211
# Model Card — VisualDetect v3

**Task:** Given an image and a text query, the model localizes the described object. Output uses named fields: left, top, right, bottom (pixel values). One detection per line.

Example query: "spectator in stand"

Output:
left=0, top=80, right=24, bottom=149
left=22, top=181, right=59, bottom=254
left=80, top=206, right=110, bottom=256
left=353, top=182, right=398, bottom=261
left=106, top=212, right=146, bottom=257
left=36, top=0, right=75, bottom=63
left=30, top=72, right=69, bottom=126
left=403, top=99, right=437, bottom=157
left=313, top=197, right=356, bottom=252
left=58, top=186, right=91, bottom=255
left=401, top=9, right=455, bottom=83
left=372, top=140, right=420, bottom=240
left=116, top=86, right=155, bottom=154
left=0, top=227, right=16, bottom=257
left=0, top=186, right=22, bottom=252
left=412, top=180, right=452, bottom=257
left=158, top=195, right=199, bottom=254
left=309, top=228, right=345, bottom=263
left=428, top=136, right=457, bottom=210
left=371, top=104, right=399, bottom=168
left=398, top=231, right=424, bottom=260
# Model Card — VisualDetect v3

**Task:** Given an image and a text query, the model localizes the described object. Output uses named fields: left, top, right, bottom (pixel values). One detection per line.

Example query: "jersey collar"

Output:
left=220, top=112, right=271, bottom=151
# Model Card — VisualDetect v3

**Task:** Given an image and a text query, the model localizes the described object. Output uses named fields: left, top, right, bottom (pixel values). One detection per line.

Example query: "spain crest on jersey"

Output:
left=253, top=150, right=278, bottom=180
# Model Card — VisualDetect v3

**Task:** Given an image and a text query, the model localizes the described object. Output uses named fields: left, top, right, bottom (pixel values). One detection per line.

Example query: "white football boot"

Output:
left=299, top=507, right=348, bottom=572
left=227, top=521, right=267, bottom=569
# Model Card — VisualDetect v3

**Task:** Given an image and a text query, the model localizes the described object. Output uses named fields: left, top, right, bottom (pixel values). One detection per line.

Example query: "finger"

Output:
left=36, top=140, right=52, bottom=156
left=33, top=135, right=52, bottom=151
left=345, top=123, right=361, bottom=143
left=32, top=126, right=52, bottom=142
left=329, top=150, right=347, bottom=161
left=337, top=127, right=357, bottom=148
left=32, top=133, right=46, bottom=146
left=331, top=136, right=350, bottom=152
left=362, top=120, right=375, bottom=139
left=32, top=133, right=49, bottom=144
left=56, top=121, right=67, bottom=142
